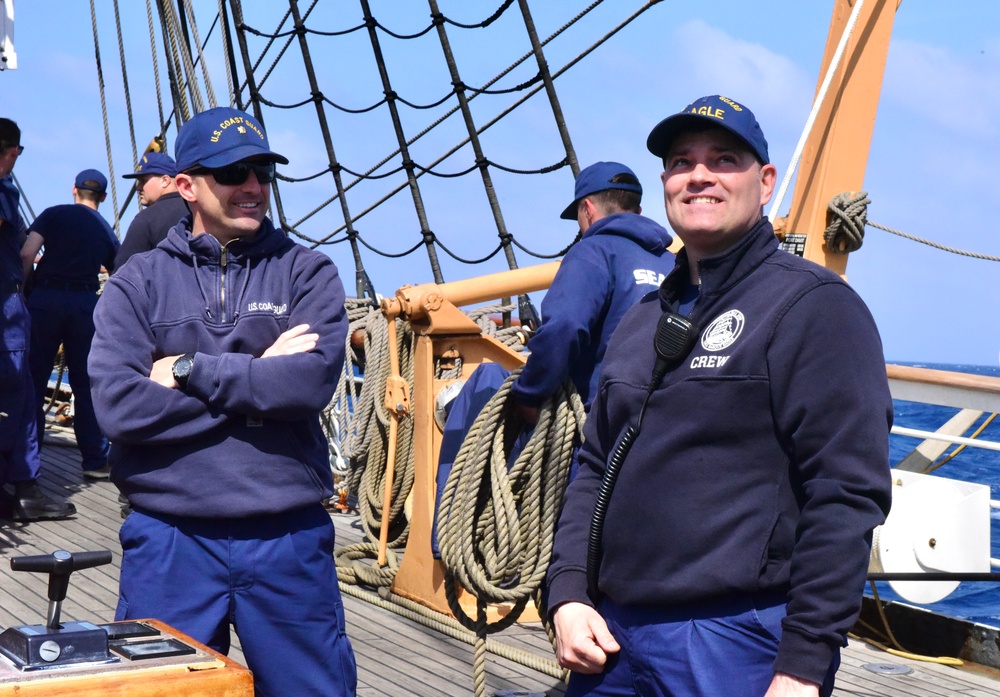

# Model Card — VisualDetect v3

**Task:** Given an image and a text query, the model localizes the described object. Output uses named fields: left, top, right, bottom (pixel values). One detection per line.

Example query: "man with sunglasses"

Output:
left=0, top=117, right=77, bottom=521
left=114, top=151, right=189, bottom=269
left=89, top=107, right=357, bottom=697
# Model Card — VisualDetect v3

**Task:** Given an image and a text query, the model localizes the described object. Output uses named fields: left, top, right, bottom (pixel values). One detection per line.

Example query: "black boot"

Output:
left=12, top=480, right=76, bottom=521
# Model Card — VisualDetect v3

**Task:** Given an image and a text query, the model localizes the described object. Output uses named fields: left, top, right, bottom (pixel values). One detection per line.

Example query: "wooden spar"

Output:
left=383, top=261, right=559, bottom=621
left=772, top=0, right=900, bottom=276
left=383, top=261, right=561, bottom=336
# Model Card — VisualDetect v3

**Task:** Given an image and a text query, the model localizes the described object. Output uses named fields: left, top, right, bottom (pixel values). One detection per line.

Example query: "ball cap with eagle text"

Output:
left=174, top=107, right=289, bottom=172
left=646, top=95, right=769, bottom=165
left=560, top=161, right=643, bottom=220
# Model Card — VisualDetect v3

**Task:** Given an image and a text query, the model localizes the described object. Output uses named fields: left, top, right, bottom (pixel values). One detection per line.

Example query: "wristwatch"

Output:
left=172, top=353, right=195, bottom=390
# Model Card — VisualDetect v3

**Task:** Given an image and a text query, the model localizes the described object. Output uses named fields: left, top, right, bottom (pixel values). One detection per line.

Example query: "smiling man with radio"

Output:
left=88, top=107, right=357, bottom=697
left=546, top=95, right=893, bottom=697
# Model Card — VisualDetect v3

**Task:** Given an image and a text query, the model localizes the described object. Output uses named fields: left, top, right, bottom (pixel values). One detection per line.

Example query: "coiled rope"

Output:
left=825, top=191, right=869, bottom=253
left=437, top=367, right=583, bottom=696
left=328, top=301, right=571, bottom=693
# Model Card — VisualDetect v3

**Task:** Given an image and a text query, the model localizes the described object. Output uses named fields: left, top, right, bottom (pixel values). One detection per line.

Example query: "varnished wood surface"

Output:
left=2, top=424, right=999, bottom=695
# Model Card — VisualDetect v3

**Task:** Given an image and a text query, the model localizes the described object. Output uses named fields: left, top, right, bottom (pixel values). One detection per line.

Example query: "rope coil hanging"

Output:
left=825, top=191, right=869, bottom=253
left=436, top=367, right=582, bottom=696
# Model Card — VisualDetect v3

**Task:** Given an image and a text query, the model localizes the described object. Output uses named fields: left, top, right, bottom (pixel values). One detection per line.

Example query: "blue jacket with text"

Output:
left=546, top=218, right=892, bottom=686
left=89, top=217, right=348, bottom=518
left=510, top=212, right=674, bottom=409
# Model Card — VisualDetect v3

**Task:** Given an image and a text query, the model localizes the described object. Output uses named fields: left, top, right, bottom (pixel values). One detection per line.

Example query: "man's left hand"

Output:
left=763, top=673, right=820, bottom=697
left=150, top=355, right=183, bottom=388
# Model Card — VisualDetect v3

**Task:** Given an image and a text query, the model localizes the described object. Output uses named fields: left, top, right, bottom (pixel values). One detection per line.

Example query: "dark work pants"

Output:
left=566, top=594, right=839, bottom=697
left=27, top=287, right=109, bottom=471
left=0, top=291, right=41, bottom=483
left=117, top=504, right=358, bottom=697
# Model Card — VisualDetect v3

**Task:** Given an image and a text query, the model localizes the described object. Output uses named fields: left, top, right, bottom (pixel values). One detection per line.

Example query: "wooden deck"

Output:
left=3, top=425, right=1000, bottom=696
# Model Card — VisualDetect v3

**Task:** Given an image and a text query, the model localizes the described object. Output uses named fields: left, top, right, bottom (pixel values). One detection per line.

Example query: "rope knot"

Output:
left=824, top=191, right=870, bottom=254
left=421, top=229, right=437, bottom=244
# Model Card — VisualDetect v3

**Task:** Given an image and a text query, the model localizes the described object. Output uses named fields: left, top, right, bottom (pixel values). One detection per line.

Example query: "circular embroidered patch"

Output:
left=701, top=309, right=745, bottom=351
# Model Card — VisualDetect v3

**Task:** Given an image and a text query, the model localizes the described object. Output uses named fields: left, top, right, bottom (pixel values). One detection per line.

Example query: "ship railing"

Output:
left=886, top=363, right=1000, bottom=571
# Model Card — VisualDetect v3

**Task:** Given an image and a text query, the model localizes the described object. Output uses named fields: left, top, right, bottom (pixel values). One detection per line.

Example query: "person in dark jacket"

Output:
left=431, top=162, right=675, bottom=554
left=21, top=169, right=119, bottom=480
left=114, top=151, right=189, bottom=269
left=89, top=107, right=357, bottom=697
left=546, top=95, right=892, bottom=697
left=0, top=117, right=76, bottom=520
left=510, top=161, right=675, bottom=416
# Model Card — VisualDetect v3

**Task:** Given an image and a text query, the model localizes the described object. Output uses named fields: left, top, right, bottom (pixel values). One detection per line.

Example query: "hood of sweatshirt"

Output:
left=581, top=211, right=673, bottom=254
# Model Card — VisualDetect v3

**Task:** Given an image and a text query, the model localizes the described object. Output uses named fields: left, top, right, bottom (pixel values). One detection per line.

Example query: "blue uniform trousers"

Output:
left=117, top=503, right=357, bottom=697
left=0, top=291, right=41, bottom=483
left=27, top=287, right=109, bottom=470
left=566, top=594, right=838, bottom=697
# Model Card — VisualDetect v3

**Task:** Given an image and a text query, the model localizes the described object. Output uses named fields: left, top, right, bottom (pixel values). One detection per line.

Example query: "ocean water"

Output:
left=874, top=362, right=1000, bottom=628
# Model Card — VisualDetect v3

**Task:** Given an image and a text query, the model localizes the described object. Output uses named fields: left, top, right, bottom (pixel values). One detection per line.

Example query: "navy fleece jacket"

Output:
left=510, top=213, right=674, bottom=408
left=89, top=217, right=347, bottom=518
left=546, top=219, right=892, bottom=685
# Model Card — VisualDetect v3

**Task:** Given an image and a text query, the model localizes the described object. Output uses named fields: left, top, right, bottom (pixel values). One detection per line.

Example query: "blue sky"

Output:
left=2, top=1, right=999, bottom=366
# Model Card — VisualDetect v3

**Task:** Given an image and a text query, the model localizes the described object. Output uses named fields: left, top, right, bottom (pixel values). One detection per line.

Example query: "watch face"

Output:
left=173, top=356, right=193, bottom=380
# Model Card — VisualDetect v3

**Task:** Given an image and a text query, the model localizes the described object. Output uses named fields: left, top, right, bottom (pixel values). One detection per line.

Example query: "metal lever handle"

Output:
left=10, top=550, right=113, bottom=628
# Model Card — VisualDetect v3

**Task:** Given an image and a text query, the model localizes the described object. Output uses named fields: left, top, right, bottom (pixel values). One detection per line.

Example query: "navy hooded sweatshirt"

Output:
left=546, top=219, right=892, bottom=685
left=510, top=212, right=674, bottom=408
left=89, top=216, right=347, bottom=519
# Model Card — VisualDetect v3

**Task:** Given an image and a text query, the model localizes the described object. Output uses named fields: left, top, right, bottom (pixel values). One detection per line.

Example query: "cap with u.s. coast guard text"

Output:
left=560, top=161, right=643, bottom=220
left=75, top=169, right=108, bottom=194
left=174, top=106, right=289, bottom=172
left=646, top=95, right=769, bottom=165
left=123, top=152, right=177, bottom=179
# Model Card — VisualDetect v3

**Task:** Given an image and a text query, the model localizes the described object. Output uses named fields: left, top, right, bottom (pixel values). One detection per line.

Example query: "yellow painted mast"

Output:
left=772, top=0, right=900, bottom=276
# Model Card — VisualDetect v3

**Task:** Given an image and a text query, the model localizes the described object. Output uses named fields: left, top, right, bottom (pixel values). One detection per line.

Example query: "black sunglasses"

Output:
left=187, top=161, right=276, bottom=186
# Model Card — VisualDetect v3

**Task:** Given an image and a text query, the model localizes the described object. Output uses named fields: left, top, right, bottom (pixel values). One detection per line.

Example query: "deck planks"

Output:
left=0, top=423, right=998, bottom=695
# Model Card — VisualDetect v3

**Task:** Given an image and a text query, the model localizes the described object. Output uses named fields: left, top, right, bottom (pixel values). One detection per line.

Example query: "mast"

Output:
left=772, top=0, right=900, bottom=277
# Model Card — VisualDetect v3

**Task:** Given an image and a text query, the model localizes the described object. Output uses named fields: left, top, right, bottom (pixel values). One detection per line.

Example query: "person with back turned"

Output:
left=545, top=95, right=892, bottom=696
left=88, top=107, right=357, bottom=697
left=21, top=168, right=119, bottom=479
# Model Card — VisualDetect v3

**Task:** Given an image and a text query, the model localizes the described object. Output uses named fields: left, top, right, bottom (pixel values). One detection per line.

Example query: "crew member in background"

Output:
left=89, top=106, right=357, bottom=697
left=0, top=117, right=76, bottom=520
left=114, top=151, right=188, bottom=269
left=21, top=169, right=119, bottom=480
left=432, top=161, right=675, bottom=555
left=546, top=95, right=892, bottom=697
left=509, top=161, right=675, bottom=421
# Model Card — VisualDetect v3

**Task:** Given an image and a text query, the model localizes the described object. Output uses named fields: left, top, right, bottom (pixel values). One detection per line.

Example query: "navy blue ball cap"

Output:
left=123, top=152, right=178, bottom=179
left=560, top=161, right=643, bottom=220
left=174, top=107, right=289, bottom=172
left=75, top=169, right=108, bottom=194
left=646, top=95, right=769, bottom=165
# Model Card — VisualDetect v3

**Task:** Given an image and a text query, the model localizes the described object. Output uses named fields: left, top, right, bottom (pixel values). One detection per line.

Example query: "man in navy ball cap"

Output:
left=115, top=151, right=189, bottom=268
left=510, top=160, right=674, bottom=419
left=21, top=168, right=118, bottom=483
left=547, top=95, right=891, bottom=697
left=90, top=107, right=357, bottom=697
